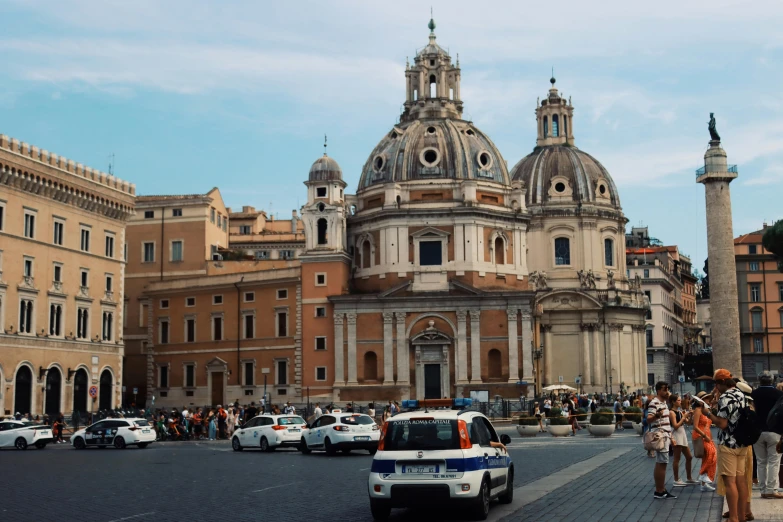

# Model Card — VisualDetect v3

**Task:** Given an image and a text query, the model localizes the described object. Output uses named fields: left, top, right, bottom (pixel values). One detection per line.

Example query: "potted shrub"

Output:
left=576, top=408, right=591, bottom=428
left=624, top=407, right=644, bottom=435
left=588, top=408, right=616, bottom=437
left=517, top=416, right=540, bottom=437
left=547, top=408, right=572, bottom=437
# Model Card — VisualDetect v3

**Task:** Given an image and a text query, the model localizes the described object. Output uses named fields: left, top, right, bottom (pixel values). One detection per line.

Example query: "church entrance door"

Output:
left=424, top=364, right=441, bottom=399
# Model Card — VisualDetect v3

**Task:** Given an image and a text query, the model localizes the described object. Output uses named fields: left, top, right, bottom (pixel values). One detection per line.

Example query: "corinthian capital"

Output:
left=383, top=312, right=394, bottom=324
left=346, top=313, right=357, bottom=325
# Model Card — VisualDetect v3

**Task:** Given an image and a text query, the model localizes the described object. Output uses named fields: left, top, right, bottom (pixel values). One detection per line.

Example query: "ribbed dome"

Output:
left=357, top=119, right=510, bottom=191
left=309, top=154, right=342, bottom=182
left=510, top=145, right=621, bottom=208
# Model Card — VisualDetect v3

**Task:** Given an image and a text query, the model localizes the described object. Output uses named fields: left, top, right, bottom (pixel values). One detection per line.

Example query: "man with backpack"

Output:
left=751, top=371, right=783, bottom=499
left=700, top=369, right=754, bottom=522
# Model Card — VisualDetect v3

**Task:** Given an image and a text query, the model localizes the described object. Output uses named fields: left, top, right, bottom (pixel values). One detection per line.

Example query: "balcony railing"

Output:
left=695, top=164, right=737, bottom=177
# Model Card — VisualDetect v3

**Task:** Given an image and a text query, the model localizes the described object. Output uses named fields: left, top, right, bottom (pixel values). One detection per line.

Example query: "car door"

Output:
left=0, top=422, right=13, bottom=447
left=478, top=417, right=507, bottom=494
left=85, top=421, right=106, bottom=446
left=307, top=417, right=324, bottom=447
left=109, top=420, right=128, bottom=443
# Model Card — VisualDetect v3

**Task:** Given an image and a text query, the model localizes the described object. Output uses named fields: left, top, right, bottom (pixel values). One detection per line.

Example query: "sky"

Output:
left=1, top=0, right=782, bottom=271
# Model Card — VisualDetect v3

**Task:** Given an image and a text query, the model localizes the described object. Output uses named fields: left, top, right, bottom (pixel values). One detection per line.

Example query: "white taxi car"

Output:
left=367, top=398, right=513, bottom=521
left=232, top=414, right=307, bottom=452
left=299, top=410, right=380, bottom=455
left=0, top=420, right=54, bottom=450
left=71, top=417, right=155, bottom=449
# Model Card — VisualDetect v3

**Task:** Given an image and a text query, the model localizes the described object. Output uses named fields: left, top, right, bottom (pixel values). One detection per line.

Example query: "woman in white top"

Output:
left=668, top=394, right=697, bottom=487
left=534, top=402, right=545, bottom=432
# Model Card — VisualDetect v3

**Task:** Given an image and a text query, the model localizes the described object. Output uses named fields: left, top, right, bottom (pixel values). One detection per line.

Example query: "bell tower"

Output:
left=401, top=17, right=463, bottom=122
left=301, top=140, right=347, bottom=254
left=535, top=76, right=574, bottom=147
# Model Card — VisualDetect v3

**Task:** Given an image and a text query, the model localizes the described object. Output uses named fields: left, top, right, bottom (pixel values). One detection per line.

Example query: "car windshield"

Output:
left=278, top=416, right=306, bottom=426
left=382, top=419, right=460, bottom=451
left=340, top=415, right=374, bottom=425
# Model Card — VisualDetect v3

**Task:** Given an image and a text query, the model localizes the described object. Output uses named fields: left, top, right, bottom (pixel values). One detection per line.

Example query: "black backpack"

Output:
left=767, top=395, right=783, bottom=435
left=733, top=396, right=762, bottom=447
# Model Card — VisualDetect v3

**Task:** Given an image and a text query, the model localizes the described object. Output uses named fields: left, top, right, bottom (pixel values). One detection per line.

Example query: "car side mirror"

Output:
left=500, top=434, right=511, bottom=445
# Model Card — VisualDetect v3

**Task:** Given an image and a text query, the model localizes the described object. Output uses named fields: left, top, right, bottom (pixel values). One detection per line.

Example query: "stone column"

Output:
left=580, top=323, right=592, bottom=386
left=383, top=312, right=394, bottom=385
left=520, top=310, right=534, bottom=382
left=396, top=312, right=409, bottom=384
left=592, top=327, right=601, bottom=388
left=507, top=308, right=519, bottom=383
left=334, top=313, right=345, bottom=385
left=469, top=310, right=481, bottom=383
left=697, top=140, right=742, bottom=377
left=542, top=324, right=553, bottom=385
left=346, top=313, right=358, bottom=385
left=456, top=310, right=469, bottom=384
left=635, top=325, right=647, bottom=387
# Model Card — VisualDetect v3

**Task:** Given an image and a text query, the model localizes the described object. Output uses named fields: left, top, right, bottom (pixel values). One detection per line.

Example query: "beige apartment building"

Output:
left=0, top=133, right=135, bottom=416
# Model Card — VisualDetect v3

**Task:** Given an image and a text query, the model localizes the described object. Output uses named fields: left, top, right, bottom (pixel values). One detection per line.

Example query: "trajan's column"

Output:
left=697, top=114, right=742, bottom=377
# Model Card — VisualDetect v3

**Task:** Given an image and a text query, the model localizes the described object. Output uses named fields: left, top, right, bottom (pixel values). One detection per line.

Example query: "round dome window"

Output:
left=373, top=155, right=385, bottom=172
left=420, top=148, right=440, bottom=167
left=555, top=182, right=566, bottom=193
left=466, top=129, right=475, bottom=136
left=477, top=151, right=493, bottom=169
left=599, top=184, right=607, bottom=195
left=427, top=126, right=436, bottom=134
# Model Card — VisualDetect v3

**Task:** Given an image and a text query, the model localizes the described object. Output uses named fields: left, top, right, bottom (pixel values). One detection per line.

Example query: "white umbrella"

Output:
left=543, top=384, right=577, bottom=392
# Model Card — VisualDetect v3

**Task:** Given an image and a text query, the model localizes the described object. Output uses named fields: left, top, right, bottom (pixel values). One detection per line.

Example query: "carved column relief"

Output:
left=382, top=312, right=395, bottom=384
left=520, top=310, right=534, bottom=382
left=456, top=310, right=469, bottom=384
left=592, top=326, right=602, bottom=388
left=469, top=310, right=481, bottom=383
left=541, top=324, right=553, bottom=385
left=579, top=323, right=597, bottom=386
left=507, top=309, right=519, bottom=383
left=396, top=313, right=409, bottom=384
left=334, top=313, right=345, bottom=385
left=346, top=313, right=358, bottom=385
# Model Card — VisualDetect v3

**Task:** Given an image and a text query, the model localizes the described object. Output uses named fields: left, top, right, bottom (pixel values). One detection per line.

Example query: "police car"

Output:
left=367, top=398, right=513, bottom=521
left=299, top=410, right=380, bottom=455
left=232, top=414, right=307, bottom=451
left=71, top=417, right=155, bottom=449
left=0, top=420, right=54, bottom=450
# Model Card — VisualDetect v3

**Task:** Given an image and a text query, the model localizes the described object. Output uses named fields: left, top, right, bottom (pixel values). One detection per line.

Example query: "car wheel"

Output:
left=498, top=468, right=514, bottom=504
left=260, top=437, right=270, bottom=452
left=138, top=443, right=150, bottom=449
left=35, top=441, right=47, bottom=449
left=73, top=437, right=86, bottom=450
left=299, top=438, right=311, bottom=454
left=114, top=436, right=126, bottom=450
left=470, top=478, right=490, bottom=520
left=14, top=438, right=28, bottom=450
left=369, top=498, right=391, bottom=521
left=325, top=438, right=336, bottom=455
left=232, top=437, right=243, bottom=452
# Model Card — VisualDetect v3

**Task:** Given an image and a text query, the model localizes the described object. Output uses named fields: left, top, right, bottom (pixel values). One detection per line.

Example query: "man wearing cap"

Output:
left=751, top=371, right=783, bottom=499
left=700, top=369, right=749, bottom=522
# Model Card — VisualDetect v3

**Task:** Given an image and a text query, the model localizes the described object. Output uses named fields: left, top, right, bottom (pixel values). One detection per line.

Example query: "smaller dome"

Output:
left=309, top=154, right=342, bottom=182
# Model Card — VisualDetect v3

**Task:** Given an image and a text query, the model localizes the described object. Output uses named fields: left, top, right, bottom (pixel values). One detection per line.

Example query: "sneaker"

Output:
left=662, top=490, right=678, bottom=499
left=753, top=483, right=762, bottom=490
left=653, top=491, right=666, bottom=500
left=673, top=480, right=687, bottom=487
left=685, top=479, right=700, bottom=485
left=701, top=483, right=716, bottom=492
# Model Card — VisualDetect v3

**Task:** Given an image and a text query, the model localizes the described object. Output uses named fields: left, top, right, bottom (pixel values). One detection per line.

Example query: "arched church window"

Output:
left=317, top=218, right=328, bottom=245
left=554, top=237, right=570, bottom=266
left=364, top=351, right=378, bottom=381
left=361, top=239, right=372, bottom=269
left=487, top=349, right=502, bottom=380
left=429, top=75, right=437, bottom=98
left=552, top=114, right=559, bottom=137
left=604, top=238, right=614, bottom=266
left=494, top=237, right=505, bottom=265
left=563, top=115, right=568, bottom=137
left=543, top=116, right=549, bottom=138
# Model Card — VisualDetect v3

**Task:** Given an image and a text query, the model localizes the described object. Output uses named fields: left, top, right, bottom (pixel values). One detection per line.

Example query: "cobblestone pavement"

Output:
left=0, top=428, right=726, bottom=522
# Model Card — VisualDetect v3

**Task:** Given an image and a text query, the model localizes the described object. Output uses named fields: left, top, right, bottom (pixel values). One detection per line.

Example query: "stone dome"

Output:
left=510, top=145, right=621, bottom=208
left=357, top=119, right=510, bottom=191
left=309, top=154, right=342, bottom=182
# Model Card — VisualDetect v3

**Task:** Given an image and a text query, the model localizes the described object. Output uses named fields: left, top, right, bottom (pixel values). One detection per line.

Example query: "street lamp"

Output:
left=533, top=340, right=544, bottom=397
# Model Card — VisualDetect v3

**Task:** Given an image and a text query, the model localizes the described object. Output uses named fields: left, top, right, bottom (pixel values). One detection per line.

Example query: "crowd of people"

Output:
left=645, top=369, right=783, bottom=522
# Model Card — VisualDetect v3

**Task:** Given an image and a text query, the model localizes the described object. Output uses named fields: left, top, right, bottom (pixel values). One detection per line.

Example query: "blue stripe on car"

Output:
left=371, top=456, right=510, bottom=474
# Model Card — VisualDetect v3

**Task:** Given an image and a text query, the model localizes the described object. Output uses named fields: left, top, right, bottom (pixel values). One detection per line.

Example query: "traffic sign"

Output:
left=558, top=376, right=564, bottom=383
left=678, top=375, right=685, bottom=383
left=89, top=386, right=98, bottom=398
left=575, top=377, right=582, bottom=384
left=133, top=387, right=138, bottom=395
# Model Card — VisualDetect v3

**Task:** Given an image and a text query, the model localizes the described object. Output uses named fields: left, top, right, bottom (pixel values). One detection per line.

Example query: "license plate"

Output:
left=142, top=429, right=150, bottom=433
left=354, top=436, right=370, bottom=441
left=403, top=465, right=439, bottom=474
left=289, top=429, right=300, bottom=433
left=40, top=431, right=49, bottom=435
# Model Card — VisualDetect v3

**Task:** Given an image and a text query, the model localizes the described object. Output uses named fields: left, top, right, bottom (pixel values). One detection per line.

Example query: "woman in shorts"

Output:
left=668, top=394, right=696, bottom=487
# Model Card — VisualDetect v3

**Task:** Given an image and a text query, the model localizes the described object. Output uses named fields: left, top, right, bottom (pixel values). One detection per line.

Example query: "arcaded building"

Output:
left=0, top=133, right=135, bottom=416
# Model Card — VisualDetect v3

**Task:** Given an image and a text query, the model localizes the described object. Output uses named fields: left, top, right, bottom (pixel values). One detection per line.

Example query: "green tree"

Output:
left=762, top=220, right=783, bottom=272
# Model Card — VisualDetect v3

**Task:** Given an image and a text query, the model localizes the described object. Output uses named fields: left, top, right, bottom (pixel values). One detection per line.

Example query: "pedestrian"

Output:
left=53, top=413, right=65, bottom=443
left=614, top=396, right=625, bottom=431
left=313, top=402, right=323, bottom=420
left=668, top=394, right=697, bottom=487
left=226, top=406, right=236, bottom=436
left=346, top=403, right=354, bottom=413
left=245, top=402, right=257, bottom=423
left=750, top=371, right=783, bottom=499
left=534, top=402, right=545, bottom=432
left=543, top=398, right=552, bottom=417
left=700, top=369, right=749, bottom=522
left=368, top=403, right=376, bottom=420
left=192, top=408, right=204, bottom=440
left=284, top=401, right=295, bottom=415
left=692, top=391, right=717, bottom=491
left=216, top=404, right=227, bottom=439
left=207, top=409, right=217, bottom=440
left=566, top=395, right=578, bottom=436
left=647, top=381, right=676, bottom=499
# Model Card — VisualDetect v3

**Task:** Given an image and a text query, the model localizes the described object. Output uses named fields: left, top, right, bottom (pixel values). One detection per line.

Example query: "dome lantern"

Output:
left=536, top=76, right=574, bottom=147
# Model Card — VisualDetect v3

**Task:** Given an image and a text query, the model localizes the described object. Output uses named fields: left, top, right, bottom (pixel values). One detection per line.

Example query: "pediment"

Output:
left=410, top=226, right=450, bottom=239
left=205, top=357, right=228, bottom=368
left=536, top=289, right=603, bottom=310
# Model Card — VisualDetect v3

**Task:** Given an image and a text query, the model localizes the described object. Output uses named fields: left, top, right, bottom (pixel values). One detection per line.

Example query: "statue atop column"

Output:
left=708, top=112, right=721, bottom=142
